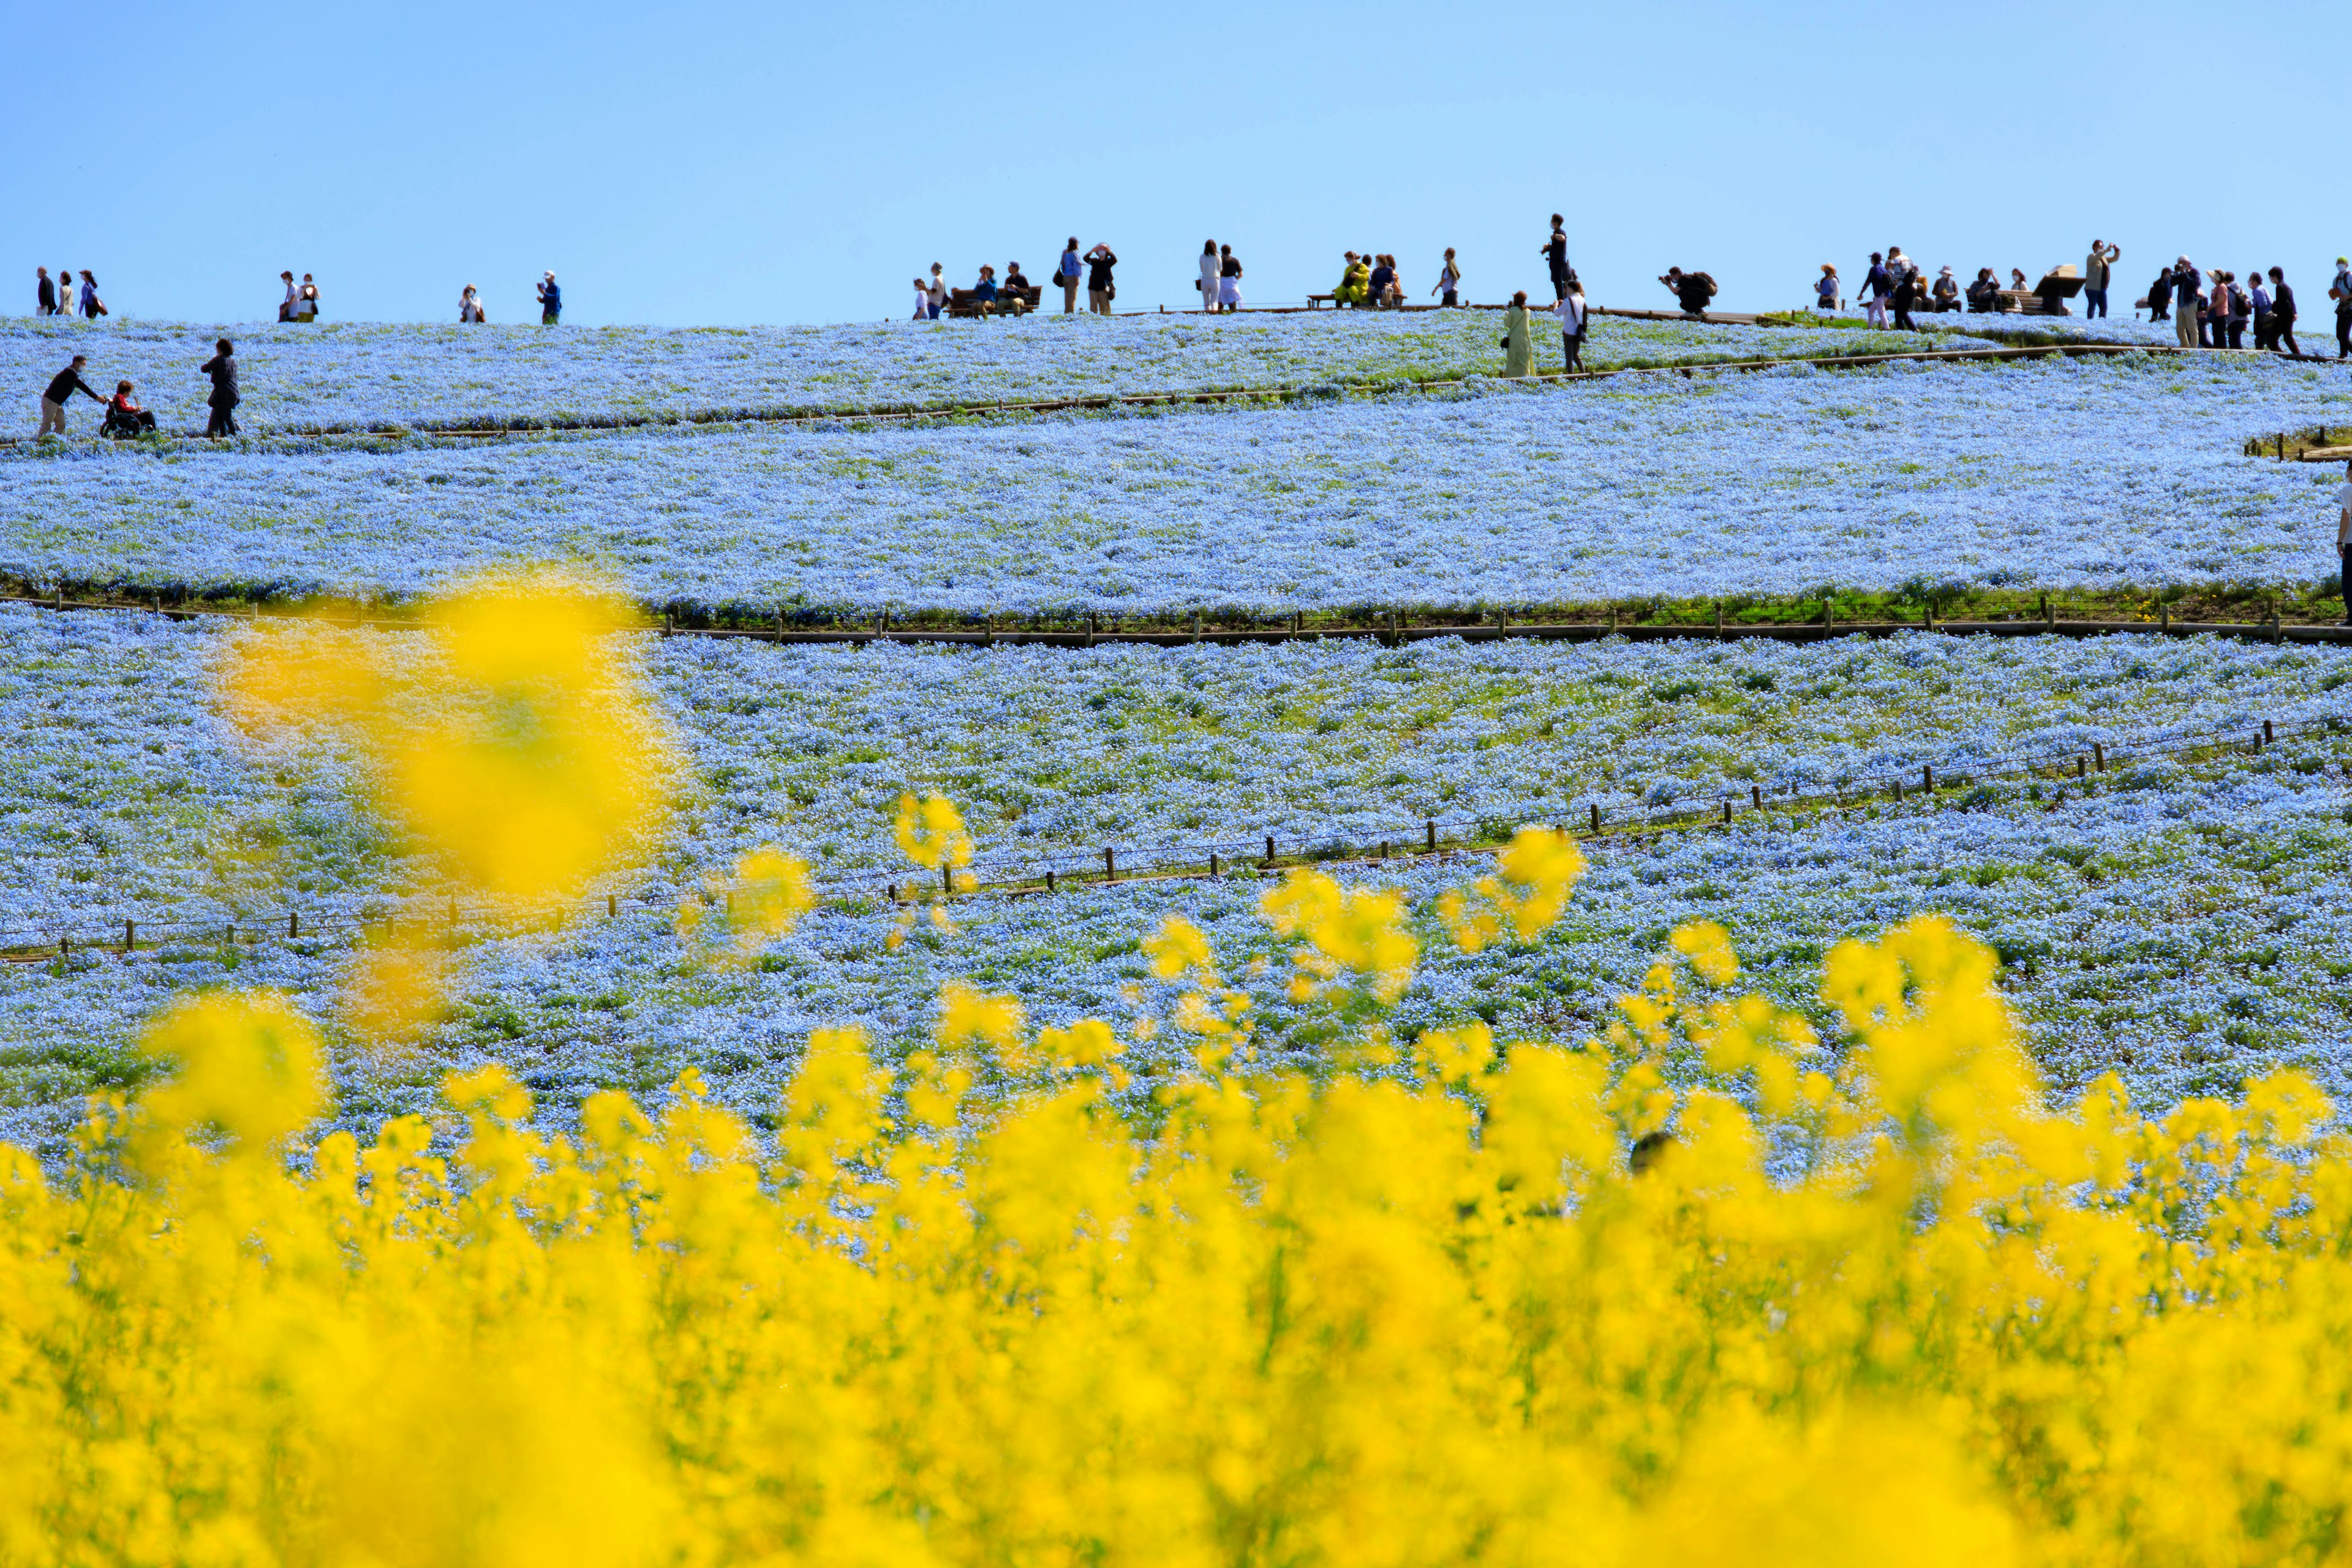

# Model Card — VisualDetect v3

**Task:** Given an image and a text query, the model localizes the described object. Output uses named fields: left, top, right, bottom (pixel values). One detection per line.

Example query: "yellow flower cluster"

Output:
left=1437, top=824, right=1588, bottom=952
left=6, top=915, right=2352, bottom=1567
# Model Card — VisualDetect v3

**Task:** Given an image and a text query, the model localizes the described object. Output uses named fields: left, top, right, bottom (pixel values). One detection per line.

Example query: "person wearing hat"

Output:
left=1931, top=265, right=1959, bottom=312
left=2082, top=240, right=2119, bottom=318
left=2332, top=258, right=2352, bottom=359
left=536, top=271, right=562, bottom=325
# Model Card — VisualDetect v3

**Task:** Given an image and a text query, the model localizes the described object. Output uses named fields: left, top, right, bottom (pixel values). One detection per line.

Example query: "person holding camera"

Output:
left=1084, top=244, right=1117, bottom=315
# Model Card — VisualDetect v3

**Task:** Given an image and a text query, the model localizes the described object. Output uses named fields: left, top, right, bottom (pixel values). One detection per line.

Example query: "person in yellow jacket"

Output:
left=1502, top=291, right=1534, bottom=377
left=1333, top=252, right=1371, bottom=307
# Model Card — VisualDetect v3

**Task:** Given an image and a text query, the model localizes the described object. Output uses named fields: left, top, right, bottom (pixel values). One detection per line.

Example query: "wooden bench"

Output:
left=1306, top=293, right=1334, bottom=308
left=946, top=285, right=1042, bottom=319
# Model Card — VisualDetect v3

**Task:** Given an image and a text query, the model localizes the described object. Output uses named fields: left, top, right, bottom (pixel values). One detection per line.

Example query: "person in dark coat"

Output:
left=2269, top=268, right=2300, bottom=356
left=2146, top=268, right=2173, bottom=322
left=39, top=355, right=104, bottom=439
left=201, top=339, right=240, bottom=438
left=36, top=268, right=58, bottom=315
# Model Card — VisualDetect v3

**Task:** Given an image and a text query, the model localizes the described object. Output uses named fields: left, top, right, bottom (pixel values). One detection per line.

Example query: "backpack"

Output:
left=1693, top=272, right=1717, bottom=298
left=2230, top=284, right=2250, bottom=315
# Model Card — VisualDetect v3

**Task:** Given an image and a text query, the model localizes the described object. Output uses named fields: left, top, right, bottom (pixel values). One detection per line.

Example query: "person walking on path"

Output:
left=1556, top=279, right=1588, bottom=371
left=2270, top=267, right=2300, bottom=356
left=296, top=274, right=319, bottom=322
left=279, top=270, right=298, bottom=322
left=36, top=268, right=58, bottom=316
left=537, top=272, right=562, bottom=325
left=1218, top=245, right=1242, bottom=313
left=459, top=285, right=488, bottom=323
left=1814, top=264, right=1841, bottom=312
left=2336, top=459, right=2352, bottom=625
left=2209, top=271, right=2231, bottom=350
left=1542, top=215, right=1571, bottom=301
left=2225, top=272, right=2251, bottom=349
left=1055, top=239, right=1082, bottom=314
left=1861, top=252, right=1891, bottom=328
left=1433, top=248, right=1462, bottom=307
left=1084, top=244, right=1117, bottom=315
left=2252, top=270, right=2275, bottom=350
left=2082, top=240, right=2119, bottom=318
left=924, top=264, right=948, bottom=320
left=2172, top=259, right=2202, bottom=348
left=2333, top=258, right=2352, bottom=359
left=37, top=355, right=104, bottom=439
left=1501, top=291, right=1534, bottom=377
left=200, top=339, right=240, bottom=438
left=77, top=271, right=104, bottom=318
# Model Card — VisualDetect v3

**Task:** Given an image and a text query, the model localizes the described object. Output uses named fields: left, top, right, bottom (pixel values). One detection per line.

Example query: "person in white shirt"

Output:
left=1555, top=280, right=1588, bottom=371
left=2337, top=460, right=2352, bottom=626
left=1198, top=241, right=1222, bottom=315
left=459, top=285, right=487, bottom=323
left=279, top=270, right=298, bottom=322
left=296, top=274, right=319, bottom=322
left=925, top=264, right=948, bottom=320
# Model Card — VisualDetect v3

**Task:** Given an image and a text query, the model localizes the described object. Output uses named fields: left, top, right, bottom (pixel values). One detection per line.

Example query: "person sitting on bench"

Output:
left=102, top=380, right=159, bottom=436
left=1333, top=252, right=1371, bottom=307
left=1964, top=268, right=2001, bottom=312
left=1931, top=266, right=1961, bottom=312
left=971, top=265, right=1000, bottom=312
left=1003, top=262, right=1030, bottom=294
left=1367, top=255, right=1397, bottom=309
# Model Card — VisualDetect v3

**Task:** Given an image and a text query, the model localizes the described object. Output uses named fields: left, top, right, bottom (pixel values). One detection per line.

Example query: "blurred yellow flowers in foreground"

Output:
left=9, top=915, right=2352, bottom=1567
left=43, top=574, right=2334, bottom=1566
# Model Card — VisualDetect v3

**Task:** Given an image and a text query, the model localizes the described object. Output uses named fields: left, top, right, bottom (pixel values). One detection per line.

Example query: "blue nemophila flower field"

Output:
left=5, top=354, right=2348, bottom=612
left=0, top=605, right=2345, bottom=1152
left=1, top=312, right=1948, bottom=434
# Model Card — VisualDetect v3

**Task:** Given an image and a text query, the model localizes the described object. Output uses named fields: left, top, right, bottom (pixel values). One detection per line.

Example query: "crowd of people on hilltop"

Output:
left=1806, top=242, right=2350, bottom=357
left=2139, top=256, right=2352, bottom=356
left=29, top=268, right=565, bottom=332
left=914, top=244, right=1118, bottom=318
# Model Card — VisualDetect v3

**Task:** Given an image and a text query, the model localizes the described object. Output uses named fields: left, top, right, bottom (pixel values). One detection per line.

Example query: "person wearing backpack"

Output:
left=2225, top=273, right=2251, bottom=349
left=2251, top=270, right=2275, bottom=350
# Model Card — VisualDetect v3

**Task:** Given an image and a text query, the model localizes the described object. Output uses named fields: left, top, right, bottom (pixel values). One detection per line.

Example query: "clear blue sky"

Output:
left=9, top=0, right=2346, bottom=327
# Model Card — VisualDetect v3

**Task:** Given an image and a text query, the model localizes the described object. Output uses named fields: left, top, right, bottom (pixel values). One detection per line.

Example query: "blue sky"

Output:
left=9, top=0, right=2346, bottom=327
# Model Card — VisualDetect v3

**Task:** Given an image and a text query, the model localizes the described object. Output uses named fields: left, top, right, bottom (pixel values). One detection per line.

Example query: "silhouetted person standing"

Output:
left=202, top=339, right=240, bottom=438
